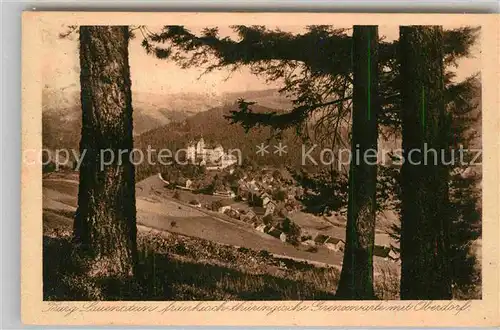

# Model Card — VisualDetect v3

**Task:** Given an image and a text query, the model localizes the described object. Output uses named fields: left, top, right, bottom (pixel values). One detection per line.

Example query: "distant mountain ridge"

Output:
left=42, top=87, right=291, bottom=150
left=223, top=88, right=293, bottom=110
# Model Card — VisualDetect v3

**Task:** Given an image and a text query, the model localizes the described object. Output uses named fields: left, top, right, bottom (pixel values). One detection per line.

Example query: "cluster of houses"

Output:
left=231, top=194, right=293, bottom=225
left=373, top=245, right=400, bottom=262
left=237, top=172, right=298, bottom=198
left=160, top=172, right=236, bottom=198
left=255, top=224, right=288, bottom=242
left=213, top=201, right=292, bottom=242
left=216, top=203, right=257, bottom=223
left=213, top=189, right=236, bottom=198
left=237, top=176, right=301, bottom=213
left=173, top=180, right=400, bottom=264
left=301, top=234, right=345, bottom=252
left=158, top=173, right=195, bottom=191
left=301, top=233, right=400, bottom=262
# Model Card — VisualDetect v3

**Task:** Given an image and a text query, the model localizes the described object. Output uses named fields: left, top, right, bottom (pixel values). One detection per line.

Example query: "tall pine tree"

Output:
left=399, top=26, right=452, bottom=299
left=336, top=26, right=379, bottom=299
left=74, top=26, right=138, bottom=278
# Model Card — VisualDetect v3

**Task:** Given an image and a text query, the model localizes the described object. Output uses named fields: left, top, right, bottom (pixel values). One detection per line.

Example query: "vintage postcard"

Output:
left=21, top=12, right=499, bottom=326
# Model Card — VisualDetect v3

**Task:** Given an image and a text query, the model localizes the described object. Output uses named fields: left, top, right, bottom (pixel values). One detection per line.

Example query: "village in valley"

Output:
left=42, top=132, right=401, bottom=271
left=157, top=136, right=401, bottom=264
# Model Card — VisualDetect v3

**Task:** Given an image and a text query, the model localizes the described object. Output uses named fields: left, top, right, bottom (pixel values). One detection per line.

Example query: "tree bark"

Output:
left=336, top=26, right=379, bottom=299
left=74, top=26, right=137, bottom=278
left=399, top=26, right=452, bottom=299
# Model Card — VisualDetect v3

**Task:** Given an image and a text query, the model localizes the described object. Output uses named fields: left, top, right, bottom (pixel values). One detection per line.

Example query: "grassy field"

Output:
left=44, top=218, right=401, bottom=301
left=43, top=221, right=344, bottom=300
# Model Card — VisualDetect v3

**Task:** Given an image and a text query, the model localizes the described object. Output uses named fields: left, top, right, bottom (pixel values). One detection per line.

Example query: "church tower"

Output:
left=196, top=136, right=205, bottom=155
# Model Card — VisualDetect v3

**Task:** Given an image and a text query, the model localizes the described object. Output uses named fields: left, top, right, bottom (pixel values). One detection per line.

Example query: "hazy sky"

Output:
left=41, top=23, right=480, bottom=96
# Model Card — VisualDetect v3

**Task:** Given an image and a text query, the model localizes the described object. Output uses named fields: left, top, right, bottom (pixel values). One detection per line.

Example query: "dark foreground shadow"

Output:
left=43, top=235, right=338, bottom=301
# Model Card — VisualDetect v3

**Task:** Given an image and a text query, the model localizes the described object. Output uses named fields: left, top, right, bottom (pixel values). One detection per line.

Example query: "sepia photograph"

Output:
left=21, top=12, right=499, bottom=326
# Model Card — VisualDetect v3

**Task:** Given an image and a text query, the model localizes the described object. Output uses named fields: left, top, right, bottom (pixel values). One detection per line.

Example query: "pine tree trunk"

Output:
left=74, top=26, right=137, bottom=278
left=399, top=26, right=452, bottom=299
left=336, top=26, right=379, bottom=299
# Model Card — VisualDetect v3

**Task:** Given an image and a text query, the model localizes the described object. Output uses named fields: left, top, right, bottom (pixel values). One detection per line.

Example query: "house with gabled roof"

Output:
left=373, top=245, right=391, bottom=259
left=266, top=226, right=283, bottom=239
left=324, top=237, right=345, bottom=252
left=314, top=234, right=330, bottom=245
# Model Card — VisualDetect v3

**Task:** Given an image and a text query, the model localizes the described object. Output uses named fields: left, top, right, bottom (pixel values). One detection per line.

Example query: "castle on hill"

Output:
left=186, top=137, right=237, bottom=170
